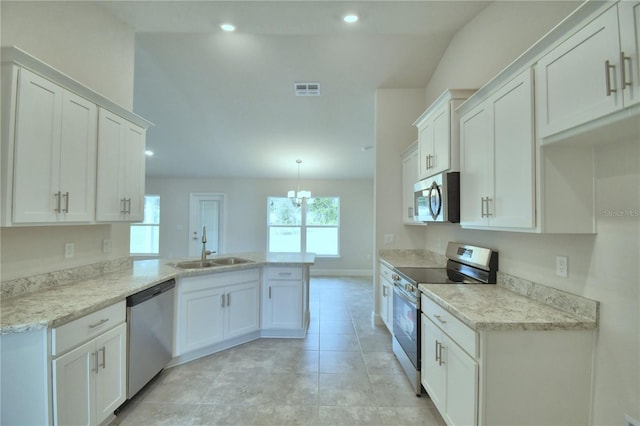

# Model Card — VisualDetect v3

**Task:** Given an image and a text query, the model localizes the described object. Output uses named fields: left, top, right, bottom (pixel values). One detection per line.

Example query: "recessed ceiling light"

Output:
left=220, top=23, right=236, bottom=32
left=343, top=14, right=359, bottom=24
left=145, top=150, right=154, bottom=157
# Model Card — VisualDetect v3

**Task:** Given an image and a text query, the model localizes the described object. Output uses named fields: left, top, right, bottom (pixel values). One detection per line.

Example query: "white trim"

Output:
left=310, top=269, right=373, bottom=277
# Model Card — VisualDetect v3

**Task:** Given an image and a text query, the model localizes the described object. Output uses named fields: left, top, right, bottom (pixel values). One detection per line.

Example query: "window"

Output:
left=268, top=197, right=340, bottom=256
left=130, top=195, right=160, bottom=255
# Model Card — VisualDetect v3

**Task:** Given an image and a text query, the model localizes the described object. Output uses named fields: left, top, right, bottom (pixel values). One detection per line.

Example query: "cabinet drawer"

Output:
left=421, top=295, right=477, bottom=358
left=52, top=301, right=125, bottom=356
left=265, top=266, right=302, bottom=280
left=379, top=262, right=393, bottom=282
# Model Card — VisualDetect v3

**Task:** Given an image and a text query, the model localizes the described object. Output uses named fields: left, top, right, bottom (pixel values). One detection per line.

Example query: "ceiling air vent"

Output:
left=294, top=82, right=320, bottom=97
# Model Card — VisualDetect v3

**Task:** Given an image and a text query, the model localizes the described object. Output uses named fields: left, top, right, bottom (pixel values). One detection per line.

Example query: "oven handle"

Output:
left=393, top=284, right=418, bottom=307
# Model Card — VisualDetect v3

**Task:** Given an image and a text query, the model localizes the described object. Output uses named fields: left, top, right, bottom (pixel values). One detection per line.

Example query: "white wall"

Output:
left=417, top=1, right=639, bottom=424
left=146, top=177, right=374, bottom=275
left=0, top=1, right=136, bottom=281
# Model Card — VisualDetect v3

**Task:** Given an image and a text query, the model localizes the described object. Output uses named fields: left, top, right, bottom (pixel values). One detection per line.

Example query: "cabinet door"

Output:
left=123, top=123, right=146, bottom=222
left=180, top=285, right=225, bottom=352
left=96, top=109, right=125, bottom=222
left=12, top=68, right=62, bottom=223
left=52, top=339, right=95, bottom=426
left=417, top=120, right=433, bottom=179
left=619, top=0, right=640, bottom=107
left=264, top=280, right=302, bottom=329
left=401, top=144, right=421, bottom=225
left=536, top=6, right=622, bottom=138
left=226, top=281, right=260, bottom=338
left=95, top=323, right=126, bottom=425
left=460, top=103, right=492, bottom=227
left=431, top=105, right=450, bottom=176
left=421, top=314, right=446, bottom=411
left=490, top=69, right=535, bottom=229
left=444, top=337, right=478, bottom=426
left=59, top=91, right=97, bottom=223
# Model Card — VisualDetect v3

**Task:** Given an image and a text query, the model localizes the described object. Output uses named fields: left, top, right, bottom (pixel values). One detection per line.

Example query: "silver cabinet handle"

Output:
left=438, top=342, right=445, bottom=366
left=99, top=346, right=106, bottom=369
left=62, top=192, right=69, bottom=213
left=481, top=197, right=485, bottom=218
left=226, top=294, right=230, bottom=307
left=221, top=294, right=225, bottom=308
left=127, top=198, right=132, bottom=214
left=54, top=191, right=62, bottom=213
left=92, top=351, right=99, bottom=373
left=435, top=340, right=440, bottom=363
left=120, top=198, right=127, bottom=214
left=88, top=318, right=109, bottom=329
left=433, top=314, right=447, bottom=325
left=605, top=60, right=617, bottom=96
left=268, top=286, right=272, bottom=299
left=621, top=51, right=632, bottom=89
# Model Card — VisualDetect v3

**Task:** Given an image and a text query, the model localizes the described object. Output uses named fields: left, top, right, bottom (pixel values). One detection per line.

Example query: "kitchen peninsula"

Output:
left=0, top=252, right=314, bottom=426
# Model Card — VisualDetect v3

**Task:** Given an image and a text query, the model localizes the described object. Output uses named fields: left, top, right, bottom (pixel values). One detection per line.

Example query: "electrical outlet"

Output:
left=384, top=234, right=394, bottom=245
left=102, top=239, right=112, bottom=254
left=64, top=242, right=74, bottom=259
left=556, top=256, right=568, bottom=278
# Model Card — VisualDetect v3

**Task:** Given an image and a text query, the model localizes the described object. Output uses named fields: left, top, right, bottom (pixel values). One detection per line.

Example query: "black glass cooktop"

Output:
left=395, top=267, right=482, bottom=285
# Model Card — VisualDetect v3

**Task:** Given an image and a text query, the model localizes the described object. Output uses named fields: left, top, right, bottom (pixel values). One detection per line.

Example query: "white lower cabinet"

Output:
left=262, top=266, right=303, bottom=331
left=176, top=268, right=260, bottom=355
left=421, top=308, right=477, bottom=426
left=421, top=295, right=594, bottom=426
left=378, top=262, right=394, bottom=332
left=51, top=302, right=126, bottom=426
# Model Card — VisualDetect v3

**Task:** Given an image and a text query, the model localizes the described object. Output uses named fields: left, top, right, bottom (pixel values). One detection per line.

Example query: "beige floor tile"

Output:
left=317, top=406, right=382, bottom=425
left=319, top=350, right=366, bottom=374
left=319, top=333, right=361, bottom=351
left=193, top=404, right=258, bottom=426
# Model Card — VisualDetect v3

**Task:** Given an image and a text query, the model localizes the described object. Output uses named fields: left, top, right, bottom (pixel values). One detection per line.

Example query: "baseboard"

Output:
left=309, top=269, right=373, bottom=277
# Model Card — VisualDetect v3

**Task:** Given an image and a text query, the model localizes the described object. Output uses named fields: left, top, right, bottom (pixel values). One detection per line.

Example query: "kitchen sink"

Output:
left=173, top=257, right=254, bottom=269
left=210, top=257, right=254, bottom=266
left=174, top=260, right=219, bottom=269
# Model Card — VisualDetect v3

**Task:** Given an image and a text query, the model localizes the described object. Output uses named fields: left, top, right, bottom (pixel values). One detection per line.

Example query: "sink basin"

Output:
left=211, top=257, right=254, bottom=266
left=173, top=257, right=254, bottom=269
left=174, top=260, right=218, bottom=269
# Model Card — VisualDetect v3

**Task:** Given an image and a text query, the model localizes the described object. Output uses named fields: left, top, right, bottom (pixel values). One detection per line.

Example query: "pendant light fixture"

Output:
left=287, top=159, right=311, bottom=207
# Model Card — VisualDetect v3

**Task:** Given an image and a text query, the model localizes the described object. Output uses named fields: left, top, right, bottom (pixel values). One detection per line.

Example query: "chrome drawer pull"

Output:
left=433, top=314, right=447, bottom=325
left=88, top=318, right=109, bottom=329
left=605, top=60, right=617, bottom=96
left=99, top=346, right=106, bottom=369
left=62, top=192, right=69, bottom=213
left=621, top=51, right=632, bottom=89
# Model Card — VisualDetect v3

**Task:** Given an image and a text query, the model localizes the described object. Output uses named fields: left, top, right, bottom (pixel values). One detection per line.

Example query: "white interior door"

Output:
left=189, top=193, right=225, bottom=256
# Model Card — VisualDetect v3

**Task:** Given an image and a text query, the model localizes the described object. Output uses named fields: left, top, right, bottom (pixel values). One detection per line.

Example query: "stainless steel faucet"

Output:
left=200, top=226, right=215, bottom=261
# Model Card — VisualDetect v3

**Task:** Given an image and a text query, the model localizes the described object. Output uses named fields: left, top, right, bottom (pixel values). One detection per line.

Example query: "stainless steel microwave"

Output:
left=414, top=172, right=460, bottom=223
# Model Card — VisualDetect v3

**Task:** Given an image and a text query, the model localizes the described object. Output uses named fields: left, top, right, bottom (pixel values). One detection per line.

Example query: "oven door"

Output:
left=392, top=285, right=420, bottom=370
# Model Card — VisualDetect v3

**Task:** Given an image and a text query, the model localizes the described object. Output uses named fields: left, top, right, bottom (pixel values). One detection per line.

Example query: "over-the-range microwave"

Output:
left=414, top=172, right=460, bottom=223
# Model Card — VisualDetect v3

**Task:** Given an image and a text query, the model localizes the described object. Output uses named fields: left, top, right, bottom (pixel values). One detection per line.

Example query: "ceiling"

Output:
left=100, top=1, right=491, bottom=179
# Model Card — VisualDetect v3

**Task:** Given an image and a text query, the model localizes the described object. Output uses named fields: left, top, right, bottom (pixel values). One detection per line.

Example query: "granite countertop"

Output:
left=419, top=284, right=598, bottom=332
left=1, top=252, right=315, bottom=335
left=378, top=249, right=445, bottom=268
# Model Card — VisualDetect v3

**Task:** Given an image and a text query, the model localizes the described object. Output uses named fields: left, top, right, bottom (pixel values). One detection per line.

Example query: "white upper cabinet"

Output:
left=6, top=67, right=97, bottom=225
left=460, top=68, right=535, bottom=231
left=1, top=47, right=152, bottom=226
left=401, top=142, right=425, bottom=226
left=414, top=89, right=475, bottom=180
left=536, top=3, right=639, bottom=139
left=619, top=0, right=640, bottom=107
left=96, top=108, right=146, bottom=222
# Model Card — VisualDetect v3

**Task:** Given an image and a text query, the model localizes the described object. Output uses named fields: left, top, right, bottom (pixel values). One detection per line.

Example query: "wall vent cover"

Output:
left=294, top=82, right=320, bottom=96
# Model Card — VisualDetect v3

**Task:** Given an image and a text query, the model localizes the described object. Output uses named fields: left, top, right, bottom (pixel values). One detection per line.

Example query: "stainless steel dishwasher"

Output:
left=126, top=278, right=175, bottom=399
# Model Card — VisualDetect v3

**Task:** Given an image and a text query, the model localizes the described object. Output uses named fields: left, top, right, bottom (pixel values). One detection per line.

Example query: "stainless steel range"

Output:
left=391, top=242, right=498, bottom=396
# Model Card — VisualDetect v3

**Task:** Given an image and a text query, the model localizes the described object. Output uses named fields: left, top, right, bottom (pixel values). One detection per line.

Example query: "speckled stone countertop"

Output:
left=419, top=283, right=598, bottom=331
left=378, top=249, right=446, bottom=268
left=1, top=252, right=315, bottom=335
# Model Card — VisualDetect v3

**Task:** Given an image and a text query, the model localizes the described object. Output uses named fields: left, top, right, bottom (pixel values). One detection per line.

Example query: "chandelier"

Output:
left=287, top=159, right=311, bottom=207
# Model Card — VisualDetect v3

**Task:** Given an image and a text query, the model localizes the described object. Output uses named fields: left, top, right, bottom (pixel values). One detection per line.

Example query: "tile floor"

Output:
left=111, top=277, right=446, bottom=425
